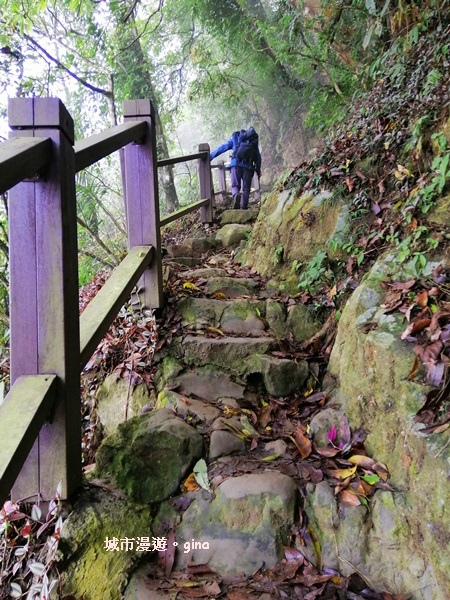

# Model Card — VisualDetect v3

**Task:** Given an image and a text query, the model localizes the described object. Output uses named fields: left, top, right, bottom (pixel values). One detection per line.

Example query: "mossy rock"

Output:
left=95, top=409, right=203, bottom=503
left=60, top=486, right=152, bottom=600
left=244, top=354, right=309, bottom=396
left=286, top=303, right=322, bottom=342
left=95, top=373, right=150, bottom=435
left=239, top=189, right=349, bottom=279
left=327, top=251, right=450, bottom=597
left=425, top=193, right=450, bottom=227
left=216, top=224, right=251, bottom=248
left=174, top=335, right=274, bottom=374
left=176, top=472, right=297, bottom=575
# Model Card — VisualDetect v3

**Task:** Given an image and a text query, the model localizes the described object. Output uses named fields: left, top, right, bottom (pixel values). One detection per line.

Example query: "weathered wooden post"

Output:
left=198, top=143, right=213, bottom=223
left=217, top=160, right=227, bottom=203
left=8, top=98, right=81, bottom=501
left=123, top=100, right=163, bottom=309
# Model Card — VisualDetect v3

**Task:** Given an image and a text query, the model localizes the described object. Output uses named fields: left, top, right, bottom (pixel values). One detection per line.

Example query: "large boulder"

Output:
left=325, top=253, right=450, bottom=598
left=176, top=472, right=298, bottom=575
left=95, top=409, right=203, bottom=503
left=60, top=486, right=152, bottom=600
left=239, top=189, right=349, bottom=278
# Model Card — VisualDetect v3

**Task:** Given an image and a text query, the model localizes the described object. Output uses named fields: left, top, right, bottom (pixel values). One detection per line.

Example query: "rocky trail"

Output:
left=65, top=200, right=409, bottom=600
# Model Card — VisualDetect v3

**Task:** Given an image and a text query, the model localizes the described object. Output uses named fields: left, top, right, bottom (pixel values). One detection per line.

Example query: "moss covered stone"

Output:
left=175, top=335, right=274, bottom=374
left=221, top=208, right=259, bottom=225
left=176, top=472, right=297, bottom=575
left=265, top=299, right=287, bottom=338
left=60, top=486, right=152, bottom=600
left=326, top=252, right=450, bottom=597
left=216, top=224, right=251, bottom=247
left=95, top=374, right=150, bottom=435
left=206, top=276, right=258, bottom=297
left=286, top=303, right=322, bottom=342
left=239, top=189, right=349, bottom=280
left=155, top=389, right=220, bottom=424
left=95, top=409, right=203, bottom=503
left=244, top=354, right=309, bottom=396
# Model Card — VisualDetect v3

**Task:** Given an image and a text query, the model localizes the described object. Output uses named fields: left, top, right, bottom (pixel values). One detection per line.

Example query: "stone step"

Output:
left=177, top=296, right=321, bottom=341
left=158, top=336, right=309, bottom=398
left=220, top=208, right=259, bottom=225
left=166, top=236, right=216, bottom=258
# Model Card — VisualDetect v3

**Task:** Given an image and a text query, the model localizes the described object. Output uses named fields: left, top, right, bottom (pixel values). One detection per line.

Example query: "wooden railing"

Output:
left=0, top=97, right=213, bottom=505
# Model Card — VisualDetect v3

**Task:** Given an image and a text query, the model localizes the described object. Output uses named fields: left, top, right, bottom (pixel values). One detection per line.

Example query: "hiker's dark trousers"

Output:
left=231, top=166, right=253, bottom=209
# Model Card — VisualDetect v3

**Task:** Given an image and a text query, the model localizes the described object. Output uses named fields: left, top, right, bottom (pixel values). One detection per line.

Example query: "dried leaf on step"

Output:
left=183, top=281, right=201, bottom=291
left=212, top=292, right=227, bottom=299
left=340, top=489, right=361, bottom=507
left=206, top=326, right=225, bottom=336
left=182, top=472, right=200, bottom=492
left=326, top=466, right=357, bottom=480
left=290, top=426, right=312, bottom=459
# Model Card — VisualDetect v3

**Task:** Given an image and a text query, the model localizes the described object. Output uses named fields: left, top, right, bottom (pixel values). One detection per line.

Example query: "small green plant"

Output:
left=298, top=250, right=328, bottom=292
left=273, top=243, right=284, bottom=266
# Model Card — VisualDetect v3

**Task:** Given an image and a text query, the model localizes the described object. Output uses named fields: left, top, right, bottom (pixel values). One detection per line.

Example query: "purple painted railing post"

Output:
left=8, top=98, right=81, bottom=501
left=217, top=161, right=227, bottom=203
left=198, top=143, right=213, bottom=223
left=123, top=100, right=163, bottom=309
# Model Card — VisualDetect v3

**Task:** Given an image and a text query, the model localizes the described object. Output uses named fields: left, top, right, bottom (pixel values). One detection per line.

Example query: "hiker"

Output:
left=210, top=127, right=261, bottom=210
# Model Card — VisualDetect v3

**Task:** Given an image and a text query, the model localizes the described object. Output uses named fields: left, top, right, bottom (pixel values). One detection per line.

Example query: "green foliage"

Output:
left=273, top=243, right=284, bottom=266
left=298, top=250, right=329, bottom=293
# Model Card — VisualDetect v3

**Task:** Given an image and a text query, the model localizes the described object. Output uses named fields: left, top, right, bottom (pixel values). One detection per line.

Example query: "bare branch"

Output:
left=23, top=33, right=113, bottom=98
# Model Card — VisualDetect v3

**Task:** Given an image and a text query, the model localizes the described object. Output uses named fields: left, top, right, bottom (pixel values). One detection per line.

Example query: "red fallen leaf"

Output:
left=259, top=405, right=272, bottom=428
left=355, top=169, right=366, bottom=180
left=340, top=489, right=361, bottom=506
left=429, top=309, right=450, bottom=335
left=408, top=356, right=419, bottom=380
left=345, top=176, right=354, bottom=191
left=328, top=424, right=337, bottom=443
left=391, top=279, right=416, bottom=291
left=400, top=317, right=431, bottom=339
left=315, top=446, right=340, bottom=457
left=414, top=340, right=443, bottom=365
left=291, top=426, right=312, bottom=459
left=20, top=524, right=31, bottom=537
left=420, top=422, right=450, bottom=434
left=418, top=290, right=428, bottom=307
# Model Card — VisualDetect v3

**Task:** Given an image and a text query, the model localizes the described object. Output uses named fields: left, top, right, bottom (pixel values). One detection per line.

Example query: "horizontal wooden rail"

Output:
left=80, top=245, right=154, bottom=369
left=157, top=151, right=208, bottom=169
left=0, top=137, right=52, bottom=196
left=160, top=198, right=210, bottom=228
left=0, top=375, right=58, bottom=506
left=74, top=121, right=147, bottom=173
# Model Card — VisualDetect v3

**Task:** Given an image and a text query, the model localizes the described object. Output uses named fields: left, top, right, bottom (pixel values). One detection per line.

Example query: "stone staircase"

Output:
left=123, top=207, right=323, bottom=587
left=62, top=206, right=331, bottom=600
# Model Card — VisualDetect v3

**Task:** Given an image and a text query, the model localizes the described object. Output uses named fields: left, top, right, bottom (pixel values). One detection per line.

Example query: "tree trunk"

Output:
left=114, top=3, right=179, bottom=212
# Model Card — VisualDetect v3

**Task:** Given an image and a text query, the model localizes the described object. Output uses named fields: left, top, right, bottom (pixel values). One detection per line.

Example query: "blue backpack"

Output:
left=233, top=127, right=259, bottom=165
